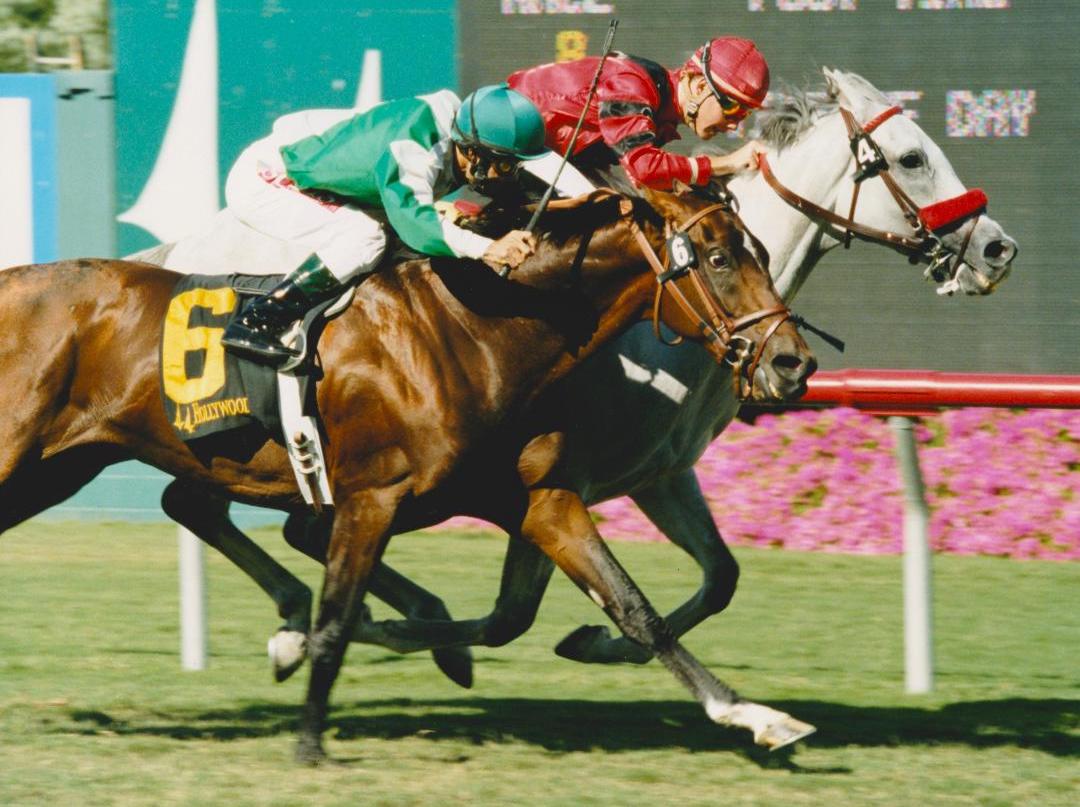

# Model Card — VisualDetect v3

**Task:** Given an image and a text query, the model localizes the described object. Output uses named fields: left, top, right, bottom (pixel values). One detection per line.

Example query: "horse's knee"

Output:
left=483, top=607, right=538, bottom=647
left=283, top=511, right=332, bottom=563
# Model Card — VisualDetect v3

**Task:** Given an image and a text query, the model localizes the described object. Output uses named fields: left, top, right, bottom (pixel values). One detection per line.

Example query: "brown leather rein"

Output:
left=619, top=196, right=792, bottom=400
left=757, top=105, right=988, bottom=292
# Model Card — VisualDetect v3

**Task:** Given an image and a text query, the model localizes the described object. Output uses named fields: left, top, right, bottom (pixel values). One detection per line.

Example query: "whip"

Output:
left=500, top=18, right=619, bottom=279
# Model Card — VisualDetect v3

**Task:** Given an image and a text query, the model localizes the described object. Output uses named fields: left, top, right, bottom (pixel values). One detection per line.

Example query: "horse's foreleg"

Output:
left=296, top=488, right=399, bottom=765
left=520, top=485, right=814, bottom=751
left=353, top=535, right=555, bottom=686
left=557, top=468, right=739, bottom=665
left=0, top=447, right=115, bottom=533
left=161, top=480, right=313, bottom=681
left=283, top=510, right=477, bottom=689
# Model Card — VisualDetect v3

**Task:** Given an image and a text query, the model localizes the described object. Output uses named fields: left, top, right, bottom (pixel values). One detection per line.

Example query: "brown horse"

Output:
left=0, top=189, right=815, bottom=762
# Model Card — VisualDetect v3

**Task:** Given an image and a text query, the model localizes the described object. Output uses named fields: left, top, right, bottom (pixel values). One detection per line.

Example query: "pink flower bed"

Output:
left=437, top=407, right=1080, bottom=560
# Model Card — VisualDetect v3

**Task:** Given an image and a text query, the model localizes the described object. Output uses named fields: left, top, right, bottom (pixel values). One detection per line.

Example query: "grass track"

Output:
left=1, top=520, right=1077, bottom=806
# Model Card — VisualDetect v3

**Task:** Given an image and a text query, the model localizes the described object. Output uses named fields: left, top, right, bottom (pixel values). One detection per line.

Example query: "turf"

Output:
left=1, top=520, right=1077, bottom=806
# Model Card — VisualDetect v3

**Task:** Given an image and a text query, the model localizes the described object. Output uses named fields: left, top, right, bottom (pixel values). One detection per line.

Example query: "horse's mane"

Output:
left=754, top=86, right=839, bottom=150
left=753, top=71, right=891, bottom=150
left=533, top=191, right=659, bottom=244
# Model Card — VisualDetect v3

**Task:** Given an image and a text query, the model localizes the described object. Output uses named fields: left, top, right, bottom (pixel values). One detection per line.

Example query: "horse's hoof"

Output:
left=268, top=630, right=308, bottom=683
left=755, top=716, right=817, bottom=751
left=431, top=646, right=474, bottom=689
left=295, top=738, right=327, bottom=766
left=554, top=625, right=653, bottom=665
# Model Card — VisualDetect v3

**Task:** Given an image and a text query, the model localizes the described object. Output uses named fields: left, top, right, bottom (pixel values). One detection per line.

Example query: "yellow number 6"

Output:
left=161, top=287, right=237, bottom=405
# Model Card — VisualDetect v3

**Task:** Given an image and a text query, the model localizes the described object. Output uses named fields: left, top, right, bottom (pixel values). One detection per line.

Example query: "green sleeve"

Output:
left=373, top=148, right=457, bottom=258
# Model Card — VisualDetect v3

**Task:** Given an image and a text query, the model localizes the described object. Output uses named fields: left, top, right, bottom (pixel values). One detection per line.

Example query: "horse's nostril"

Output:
left=771, top=352, right=816, bottom=381
left=984, top=238, right=1016, bottom=264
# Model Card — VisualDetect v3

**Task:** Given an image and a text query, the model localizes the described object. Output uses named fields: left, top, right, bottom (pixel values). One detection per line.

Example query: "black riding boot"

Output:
left=221, top=255, right=345, bottom=366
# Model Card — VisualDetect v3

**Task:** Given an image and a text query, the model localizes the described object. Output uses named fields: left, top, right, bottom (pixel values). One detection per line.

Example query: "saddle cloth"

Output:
left=160, top=273, right=284, bottom=442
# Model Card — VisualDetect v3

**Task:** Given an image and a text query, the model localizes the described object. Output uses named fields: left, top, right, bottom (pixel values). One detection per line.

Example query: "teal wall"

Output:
left=113, top=0, right=458, bottom=255
left=55, top=70, right=116, bottom=260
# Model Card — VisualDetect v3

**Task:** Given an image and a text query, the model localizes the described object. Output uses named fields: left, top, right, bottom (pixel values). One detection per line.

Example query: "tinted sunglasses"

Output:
left=715, top=92, right=748, bottom=119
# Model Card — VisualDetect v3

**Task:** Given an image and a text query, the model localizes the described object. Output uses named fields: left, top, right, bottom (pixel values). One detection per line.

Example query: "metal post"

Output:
left=889, top=416, right=933, bottom=693
left=178, top=527, right=208, bottom=670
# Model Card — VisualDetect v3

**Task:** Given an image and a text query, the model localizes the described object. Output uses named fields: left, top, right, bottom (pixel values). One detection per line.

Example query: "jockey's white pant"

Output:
left=224, top=136, right=385, bottom=283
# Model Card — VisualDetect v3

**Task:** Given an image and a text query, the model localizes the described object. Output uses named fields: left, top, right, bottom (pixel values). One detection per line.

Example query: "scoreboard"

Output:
left=459, top=2, right=1080, bottom=373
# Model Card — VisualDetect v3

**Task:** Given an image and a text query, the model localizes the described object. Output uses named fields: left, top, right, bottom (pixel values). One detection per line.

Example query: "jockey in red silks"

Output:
left=507, top=36, right=770, bottom=191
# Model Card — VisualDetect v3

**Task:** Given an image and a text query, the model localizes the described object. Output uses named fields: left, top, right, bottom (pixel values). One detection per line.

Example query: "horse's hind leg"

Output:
left=519, top=481, right=814, bottom=751
left=351, top=534, right=555, bottom=678
left=557, top=468, right=739, bottom=665
left=161, top=480, right=313, bottom=681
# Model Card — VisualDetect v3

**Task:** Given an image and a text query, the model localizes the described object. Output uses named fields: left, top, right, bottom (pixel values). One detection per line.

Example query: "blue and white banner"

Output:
left=0, top=74, right=58, bottom=268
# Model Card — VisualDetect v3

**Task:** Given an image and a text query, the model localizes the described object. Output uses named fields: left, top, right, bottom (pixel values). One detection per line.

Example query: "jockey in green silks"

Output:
left=220, top=84, right=592, bottom=366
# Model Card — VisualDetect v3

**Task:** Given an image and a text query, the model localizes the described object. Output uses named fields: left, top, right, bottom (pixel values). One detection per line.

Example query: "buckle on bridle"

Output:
left=922, top=242, right=954, bottom=283
left=724, top=334, right=754, bottom=368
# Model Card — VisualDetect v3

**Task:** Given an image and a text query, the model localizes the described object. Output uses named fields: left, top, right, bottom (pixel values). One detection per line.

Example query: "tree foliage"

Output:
left=0, top=0, right=109, bottom=73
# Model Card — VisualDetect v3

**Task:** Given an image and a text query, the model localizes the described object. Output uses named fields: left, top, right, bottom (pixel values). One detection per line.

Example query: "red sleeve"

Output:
left=595, top=67, right=710, bottom=190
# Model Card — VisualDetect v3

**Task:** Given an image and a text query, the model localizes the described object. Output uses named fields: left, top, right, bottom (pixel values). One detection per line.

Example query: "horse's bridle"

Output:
left=620, top=197, right=792, bottom=400
left=757, top=105, right=990, bottom=295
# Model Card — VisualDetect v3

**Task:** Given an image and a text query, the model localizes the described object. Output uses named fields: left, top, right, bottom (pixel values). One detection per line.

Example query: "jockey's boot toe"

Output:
left=221, top=254, right=346, bottom=367
left=221, top=318, right=300, bottom=366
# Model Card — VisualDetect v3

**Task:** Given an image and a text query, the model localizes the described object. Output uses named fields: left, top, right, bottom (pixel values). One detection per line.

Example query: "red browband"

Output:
left=862, top=104, right=902, bottom=134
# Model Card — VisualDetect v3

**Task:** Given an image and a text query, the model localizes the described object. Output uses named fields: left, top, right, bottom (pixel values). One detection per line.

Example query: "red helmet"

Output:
left=684, top=37, right=769, bottom=109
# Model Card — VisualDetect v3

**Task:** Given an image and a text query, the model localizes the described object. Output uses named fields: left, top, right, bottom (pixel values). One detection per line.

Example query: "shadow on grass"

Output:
left=64, top=696, right=1077, bottom=764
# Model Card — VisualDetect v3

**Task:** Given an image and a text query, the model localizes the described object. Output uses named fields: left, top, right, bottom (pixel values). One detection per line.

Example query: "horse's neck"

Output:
left=518, top=220, right=657, bottom=389
left=729, top=114, right=853, bottom=302
left=393, top=220, right=653, bottom=410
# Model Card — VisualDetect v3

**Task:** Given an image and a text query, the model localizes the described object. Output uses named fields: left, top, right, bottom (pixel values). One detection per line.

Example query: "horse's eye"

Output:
left=899, top=151, right=925, bottom=170
left=708, top=251, right=730, bottom=270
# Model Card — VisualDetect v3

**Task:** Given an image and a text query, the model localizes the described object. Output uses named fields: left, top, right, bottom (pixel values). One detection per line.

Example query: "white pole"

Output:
left=889, top=415, right=933, bottom=694
left=116, top=0, right=220, bottom=670
left=178, top=527, right=208, bottom=670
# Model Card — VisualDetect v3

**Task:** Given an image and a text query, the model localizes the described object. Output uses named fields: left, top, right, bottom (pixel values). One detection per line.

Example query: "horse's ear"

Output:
left=822, top=67, right=889, bottom=122
left=671, top=179, right=694, bottom=196
left=639, top=187, right=686, bottom=222
left=823, top=67, right=841, bottom=100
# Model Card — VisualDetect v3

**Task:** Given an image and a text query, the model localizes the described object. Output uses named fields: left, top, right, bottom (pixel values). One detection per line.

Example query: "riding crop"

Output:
left=500, top=18, right=619, bottom=279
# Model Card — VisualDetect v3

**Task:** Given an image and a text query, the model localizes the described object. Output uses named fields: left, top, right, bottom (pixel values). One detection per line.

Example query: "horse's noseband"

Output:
left=622, top=198, right=791, bottom=401
left=758, top=105, right=990, bottom=294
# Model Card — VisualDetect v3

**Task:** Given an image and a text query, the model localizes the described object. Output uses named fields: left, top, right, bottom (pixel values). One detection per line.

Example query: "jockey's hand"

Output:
left=482, top=230, right=538, bottom=271
left=709, top=140, right=768, bottom=176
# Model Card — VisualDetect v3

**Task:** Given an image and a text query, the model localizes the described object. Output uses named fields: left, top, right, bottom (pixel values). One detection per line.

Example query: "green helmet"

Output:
left=452, top=84, right=549, bottom=160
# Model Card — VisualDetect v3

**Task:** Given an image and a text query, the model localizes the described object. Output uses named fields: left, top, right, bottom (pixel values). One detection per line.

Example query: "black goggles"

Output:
left=466, top=146, right=520, bottom=177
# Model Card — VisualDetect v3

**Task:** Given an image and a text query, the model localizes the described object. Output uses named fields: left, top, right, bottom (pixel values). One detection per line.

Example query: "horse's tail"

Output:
left=125, top=242, right=174, bottom=266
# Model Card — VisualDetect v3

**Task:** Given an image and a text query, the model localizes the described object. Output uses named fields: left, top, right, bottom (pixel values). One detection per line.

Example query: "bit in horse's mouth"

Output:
left=959, top=263, right=1006, bottom=295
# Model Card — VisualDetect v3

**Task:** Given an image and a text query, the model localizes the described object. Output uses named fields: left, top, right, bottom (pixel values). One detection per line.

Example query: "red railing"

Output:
left=802, top=369, right=1080, bottom=415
